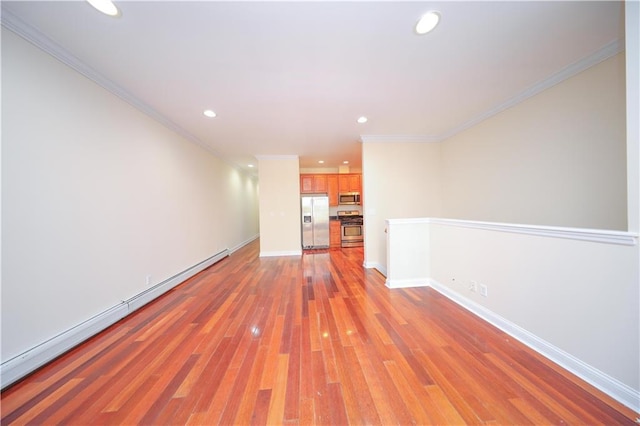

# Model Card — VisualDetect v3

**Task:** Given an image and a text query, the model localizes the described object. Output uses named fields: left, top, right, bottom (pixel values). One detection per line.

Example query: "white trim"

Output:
left=385, top=217, right=638, bottom=245
left=386, top=217, right=431, bottom=226
left=360, top=40, right=623, bottom=146
left=427, top=218, right=638, bottom=246
left=259, top=250, right=302, bottom=257
left=0, top=248, right=231, bottom=389
left=0, top=304, right=128, bottom=390
left=229, top=234, right=259, bottom=254
left=254, top=155, right=299, bottom=161
left=363, top=261, right=386, bottom=277
left=2, top=7, right=623, bottom=174
left=0, top=10, right=258, bottom=176
left=385, top=278, right=428, bottom=289
left=126, top=249, right=229, bottom=312
left=360, top=135, right=440, bottom=144
left=426, top=279, right=640, bottom=413
left=437, top=39, right=624, bottom=142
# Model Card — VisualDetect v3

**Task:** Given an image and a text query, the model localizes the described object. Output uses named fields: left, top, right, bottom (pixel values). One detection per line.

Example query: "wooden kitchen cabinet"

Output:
left=301, top=173, right=360, bottom=200
left=300, top=175, right=314, bottom=193
left=313, top=174, right=328, bottom=193
left=330, top=220, right=342, bottom=248
left=338, top=174, right=361, bottom=193
left=327, top=174, right=339, bottom=206
left=300, top=174, right=328, bottom=193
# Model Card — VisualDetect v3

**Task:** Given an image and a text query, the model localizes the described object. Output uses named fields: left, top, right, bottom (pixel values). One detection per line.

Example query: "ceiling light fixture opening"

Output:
left=343, top=161, right=349, bottom=164
left=318, top=160, right=325, bottom=164
left=415, top=11, right=440, bottom=35
left=203, top=109, right=217, bottom=118
left=86, top=0, right=120, bottom=17
left=357, top=116, right=368, bottom=124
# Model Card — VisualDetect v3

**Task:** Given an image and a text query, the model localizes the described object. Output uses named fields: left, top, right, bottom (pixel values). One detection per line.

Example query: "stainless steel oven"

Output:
left=337, top=210, right=363, bottom=248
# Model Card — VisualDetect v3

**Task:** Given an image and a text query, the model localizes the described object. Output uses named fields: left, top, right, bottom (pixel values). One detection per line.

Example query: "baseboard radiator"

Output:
left=0, top=248, right=230, bottom=389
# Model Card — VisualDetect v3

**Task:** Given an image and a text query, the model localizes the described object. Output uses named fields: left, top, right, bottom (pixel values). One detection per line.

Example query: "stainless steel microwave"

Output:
left=338, top=192, right=361, bottom=205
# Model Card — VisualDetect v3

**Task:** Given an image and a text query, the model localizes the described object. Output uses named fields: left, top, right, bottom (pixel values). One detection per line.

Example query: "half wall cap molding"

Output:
left=385, top=217, right=638, bottom=246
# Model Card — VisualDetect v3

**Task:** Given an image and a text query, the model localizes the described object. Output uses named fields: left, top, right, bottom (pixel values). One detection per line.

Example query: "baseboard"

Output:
left=259, top=250, right=302, bottom=257
left=385, top=278, right=429, bottom=289
left=229, top=234, right=259, bottom=254
left=1, top=248, right=231, bottom=390
left=427, top=279, right=640, bottom=413
left=0, top=304, right=128, bottom=389
left=126, top=248, right=229, bottom=312
left=363, top=261, right=387, bottom=277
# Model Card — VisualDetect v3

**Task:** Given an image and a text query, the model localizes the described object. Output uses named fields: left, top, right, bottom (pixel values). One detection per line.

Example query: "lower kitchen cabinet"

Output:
left=330, top=220, right=341, bottom=248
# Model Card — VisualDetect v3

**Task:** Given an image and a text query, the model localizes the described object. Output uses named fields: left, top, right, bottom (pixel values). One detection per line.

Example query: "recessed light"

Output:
left=318, top=160, right=325, bottom=164
left=86, top=0, right=120, bottom=17
left=357, top=116, right=368, bottom=124
left=203, top=109, right=217, bottom=118
left=415, top=11, right=440, bottom=35
left=248, top=164, right=254, bottom=168
left=343, top=161, right=349, bottom=164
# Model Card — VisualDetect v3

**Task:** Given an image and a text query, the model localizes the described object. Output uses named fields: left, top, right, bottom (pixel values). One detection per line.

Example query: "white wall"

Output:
left=627, top=0, right=640, bottom=234
left=429, top=222, right=639, bottom=401
left=367, top=9, right=640, bottom=410
left=384, top=218, right=639, bottom=408
left=363, top=52, right=628, bottom=276
left=257, top=155, right=302, bottom=256
left=626, top=7, right=640, bottom=402
left=1, top=29, right=259, bottom=364
left=361, top=142, right=442, bottom=273
left=441, top=53, right=627, bottom=230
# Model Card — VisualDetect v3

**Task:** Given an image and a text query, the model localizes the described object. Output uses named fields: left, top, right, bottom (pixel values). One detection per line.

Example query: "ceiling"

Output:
left=1, top=1, right=625, bottom=174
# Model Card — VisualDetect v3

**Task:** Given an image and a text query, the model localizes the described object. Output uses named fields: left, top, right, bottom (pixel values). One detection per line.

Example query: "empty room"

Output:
left=2, top=1, right=639, bottom=424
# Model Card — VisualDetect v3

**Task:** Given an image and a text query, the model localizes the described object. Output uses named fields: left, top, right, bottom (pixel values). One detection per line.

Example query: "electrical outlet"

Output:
left=146, top=275, right=151, bottom=285
left=469, top=281, right=477, bottom=292
left=479, top=283, right=488, bottom=297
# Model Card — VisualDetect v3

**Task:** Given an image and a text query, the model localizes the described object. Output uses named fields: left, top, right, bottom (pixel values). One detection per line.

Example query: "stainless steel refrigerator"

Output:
left=301, top=195, right=329, bottom=249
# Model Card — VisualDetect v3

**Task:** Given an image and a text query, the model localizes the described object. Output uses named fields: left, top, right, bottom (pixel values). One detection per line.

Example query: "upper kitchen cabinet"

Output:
left=327, top=175, right=339, bottom=206
left=300, top=175, right=313, bottom=193
left=338, top=174, right=361, bottom=193
left=301, top=173, right=361, bottom=206
left=300, top=174, right=328, bottom=194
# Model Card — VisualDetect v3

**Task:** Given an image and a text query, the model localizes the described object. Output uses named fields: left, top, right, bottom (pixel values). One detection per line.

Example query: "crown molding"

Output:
left=254, top=155, right=300, bottom=161
left=360, top=38, right=624, bottom=146
left=437, top=38, right=625, bottom=142
left=3, top=9, right=623, bottom=156
left=359, top=135, right=441, bottom=144
left=0, top=9, right=254, bottom=176
left=1, top=10, right=189, bottom=143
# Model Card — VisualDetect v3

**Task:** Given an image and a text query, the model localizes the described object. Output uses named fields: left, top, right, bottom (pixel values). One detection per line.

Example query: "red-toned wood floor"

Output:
left=1, top=239, right=638, bottom=425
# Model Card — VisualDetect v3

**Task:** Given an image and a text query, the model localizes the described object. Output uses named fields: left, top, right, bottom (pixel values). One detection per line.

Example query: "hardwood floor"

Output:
left=2, top=239, right=637, bottom=425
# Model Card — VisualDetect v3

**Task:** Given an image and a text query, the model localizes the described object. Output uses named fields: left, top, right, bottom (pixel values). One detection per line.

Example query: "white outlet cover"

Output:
left=480, top=284, right=488, bottom=297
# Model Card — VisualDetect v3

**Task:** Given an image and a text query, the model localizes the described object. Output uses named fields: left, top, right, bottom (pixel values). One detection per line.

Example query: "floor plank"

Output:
left=2, top=239, right=637, bottom=425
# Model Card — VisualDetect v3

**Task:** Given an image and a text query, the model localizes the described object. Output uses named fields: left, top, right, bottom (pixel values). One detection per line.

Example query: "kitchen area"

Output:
left=300, top=173, right=363, bottom=250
